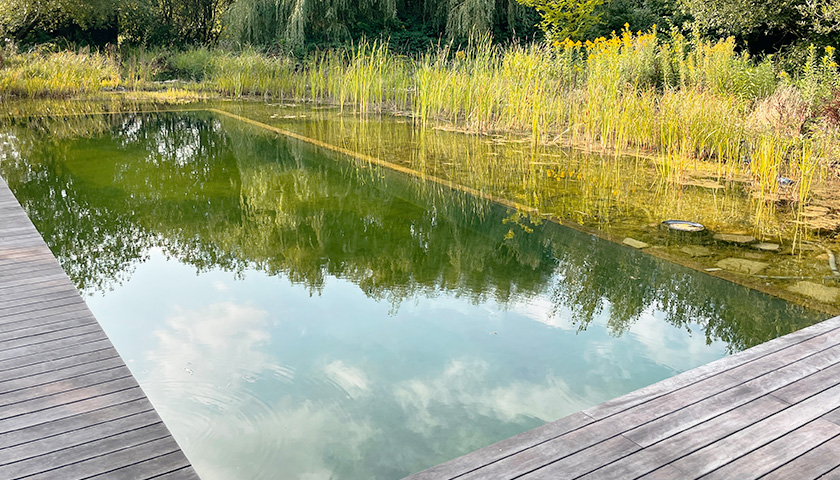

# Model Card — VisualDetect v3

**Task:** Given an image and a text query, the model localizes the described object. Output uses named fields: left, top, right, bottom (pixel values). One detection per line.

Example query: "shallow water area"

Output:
left=0, top=107, right=827, bottom=479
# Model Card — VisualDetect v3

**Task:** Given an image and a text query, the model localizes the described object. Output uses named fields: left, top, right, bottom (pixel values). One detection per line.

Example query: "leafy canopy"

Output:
left=514, top=0, right=605, bottom=41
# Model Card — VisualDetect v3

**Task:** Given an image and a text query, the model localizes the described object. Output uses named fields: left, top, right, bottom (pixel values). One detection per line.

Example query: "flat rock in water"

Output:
left=800, top=206, right=830, bottom=218
left=681, top=245, right=713, bottom=257
left=715, top=257, right=768, bottom=275
left=680, top=179, right=724, bottom=190
left=623, top=237, right=650, bottom=249
left=714, top=233, right=757, bottom=244
left=753, top=242, right=780, bottom=251
left=787, top=281, right=840, bottom=303
left=802, top=215, right=840, bottom=233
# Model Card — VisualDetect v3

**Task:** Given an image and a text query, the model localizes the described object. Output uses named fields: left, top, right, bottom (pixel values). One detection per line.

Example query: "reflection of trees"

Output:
left=547, top=232, right=816, bottom=352
left=0, top=112, right=822, bottom=351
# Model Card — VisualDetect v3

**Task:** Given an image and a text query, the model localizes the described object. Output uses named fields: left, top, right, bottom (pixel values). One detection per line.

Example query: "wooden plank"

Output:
left=518, top=435, right=642, bottom=479
left=87, top=451, right=193, bottom=479
left=0, top=304, right=91, bottom=331
left=0, top=264, right=66, bottom=283
left=0, top=330, right=109, bottom=365
left=761, top=436, right=840, bottom=479
left=0, top=409, right=163, bottom=466
left=821, top=406, right=840, bottom=425
left=151, top=466, right=202, bottom=480
left=409, top=319, right=840, bottom=480
left=403, top=412, right=595, bottom=480
left=455, top=336, right=840, bottom=480
left=0, top=174, right=201, bottom=480
left=0, top=309, right=94, bottom=337
left=0, top=397, right=153, bottom=449
left=584, top=317, right=840, bottom=421
left=0, top=356, right=125, bottom=395
left=23, top=436, right=184, bottom=480
left=0, top=286, right=80, bottom=310
left=0, top=338, right=114, bottom=373
left=0, top=346, right=119, bottom=383
left=0, top=260, right=61, bottom=278
left=0, top=277, right=68, bottom=297
left=623, top=342, right=840, bottom=447
left=0, top=422, right=170, bottom=478
left=577, top=396, right=790, bottom=480
left=771, top=361, right=840, bottom=404
left=669, top=382, right=840, bottom=477
left=0, top=272, right=66, bottom=290
left=0, top=316, right=97, bottom=345
left=701, top=420, right=840, bottom=480
left=0, top=366, right=133, bottom=410
left=0, top=323, right=103, bottom=353
left=0, top=387, right=146, bottom=434
left=0, top=297, right=93, bottom=322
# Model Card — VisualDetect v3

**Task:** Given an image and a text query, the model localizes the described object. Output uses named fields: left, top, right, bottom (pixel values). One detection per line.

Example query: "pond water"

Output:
left=0, top=110, right=825, bottom=479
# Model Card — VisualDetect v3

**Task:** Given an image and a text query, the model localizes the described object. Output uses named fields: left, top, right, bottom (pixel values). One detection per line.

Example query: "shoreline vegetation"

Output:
left=1, top=31, right=840, bottom=245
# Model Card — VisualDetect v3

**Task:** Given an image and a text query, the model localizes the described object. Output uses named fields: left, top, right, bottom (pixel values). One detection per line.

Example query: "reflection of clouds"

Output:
left=394, top=358, right=589, bottom=435
left=148, top=302, right=284, bottom=392
left=179, top=398, right=375, bottom=480
left=629, top=307, right=725, bottom=373
left=323, top=360, right=371, bottom=399
left=143, top=302, right=377, bottom=480
left=510, top=296, right=575, bottom=330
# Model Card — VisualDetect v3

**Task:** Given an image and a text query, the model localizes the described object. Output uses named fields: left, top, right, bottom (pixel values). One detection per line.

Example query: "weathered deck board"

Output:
left=0, top=176, right=199, bottom=479
left=406, top=314, right=840, bottom=479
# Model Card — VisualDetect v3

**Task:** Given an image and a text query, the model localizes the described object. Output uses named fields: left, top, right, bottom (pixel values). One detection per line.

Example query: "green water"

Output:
left=0, top=111, right=825, bottom=479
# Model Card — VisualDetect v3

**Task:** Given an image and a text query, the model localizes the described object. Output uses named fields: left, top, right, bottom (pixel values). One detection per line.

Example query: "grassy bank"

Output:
left=2, top=35, right=840, bottom=239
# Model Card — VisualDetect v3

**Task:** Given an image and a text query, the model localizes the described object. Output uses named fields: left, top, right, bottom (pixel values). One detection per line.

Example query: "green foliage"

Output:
left=169, top=48, right=214, bottom=81
left=119, top=0, right=235, bottom=46
left=0, top=49, right=119, bottom=98
left=221, top=0, right=399, bottom=52
left=515, top=0, right=605, bottom=41
left=679, top=0, right=840, bottom=55
left=0, top=0, right=117, bottom=43
left=798, top=44, right=840, bottom=111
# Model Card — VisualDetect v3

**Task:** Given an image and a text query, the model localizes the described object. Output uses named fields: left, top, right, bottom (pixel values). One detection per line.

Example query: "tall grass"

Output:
left=0, top=49, right=120, bottom=98
left=2, top=33, right=839, bottom=228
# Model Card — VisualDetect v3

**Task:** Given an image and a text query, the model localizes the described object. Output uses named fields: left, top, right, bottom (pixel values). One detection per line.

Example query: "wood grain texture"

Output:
left=0, top=175, right=199, bottom=479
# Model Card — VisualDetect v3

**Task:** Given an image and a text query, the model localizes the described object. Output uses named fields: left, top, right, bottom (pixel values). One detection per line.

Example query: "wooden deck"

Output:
left=0, top=176, right=198, bottom=479
left=407, top=314, right=840, bottom=479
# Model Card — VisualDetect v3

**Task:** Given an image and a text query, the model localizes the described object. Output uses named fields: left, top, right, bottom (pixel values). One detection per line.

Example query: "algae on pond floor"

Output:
left=1, top=99, right=839, bottom=312
left=206, top=101, right=840, bottom=313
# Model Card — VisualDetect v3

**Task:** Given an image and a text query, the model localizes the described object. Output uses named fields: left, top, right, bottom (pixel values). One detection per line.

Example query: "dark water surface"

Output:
left=0, top=111, right=824, bottom=479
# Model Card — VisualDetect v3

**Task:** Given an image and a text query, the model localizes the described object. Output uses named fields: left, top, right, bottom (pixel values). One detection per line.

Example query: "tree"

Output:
left=679, top=0, right=840, bottom=53
left=0, top=0, right=116, bottom=42
left=514, top=0, right=605, bottom=41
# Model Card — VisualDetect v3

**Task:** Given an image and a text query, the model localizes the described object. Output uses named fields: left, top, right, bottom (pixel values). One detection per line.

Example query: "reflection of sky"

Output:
left=86, top=247, right=728, bottom=480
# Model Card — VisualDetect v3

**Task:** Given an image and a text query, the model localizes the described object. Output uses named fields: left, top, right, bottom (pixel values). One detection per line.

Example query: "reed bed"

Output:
left=0, top=50, right=120, bottom=98
left=2, top=33, right=839, bottom=224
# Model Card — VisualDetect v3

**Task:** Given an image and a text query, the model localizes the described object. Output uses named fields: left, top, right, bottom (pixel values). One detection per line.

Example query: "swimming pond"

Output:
left=0, top=110, right=824, bottom=479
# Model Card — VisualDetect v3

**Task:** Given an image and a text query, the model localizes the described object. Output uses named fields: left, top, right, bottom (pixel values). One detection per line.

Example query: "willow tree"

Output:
left=222, top=0, right=398, bottom=50
left=426, top=0, right=537, bottom=40
left=222, top=0, right=537, bottom=50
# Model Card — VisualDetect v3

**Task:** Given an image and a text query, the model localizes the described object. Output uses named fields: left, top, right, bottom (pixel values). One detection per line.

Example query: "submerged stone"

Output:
left=714, top=233, right=757, bottom=244
left=623, top=237, right=650, bottom=249
left=662, top=220, right=705, bottom=233
left=715, top=257, right=768, bottom=275
left=681, top=246, right=713, bottom=257
left=753, top=242, right=780, bottom=252
left=787, top=281, right=840, bottom=303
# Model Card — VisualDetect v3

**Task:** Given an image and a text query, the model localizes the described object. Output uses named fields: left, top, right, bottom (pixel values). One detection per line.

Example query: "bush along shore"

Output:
left=2, top=32, right=840, bottom=243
